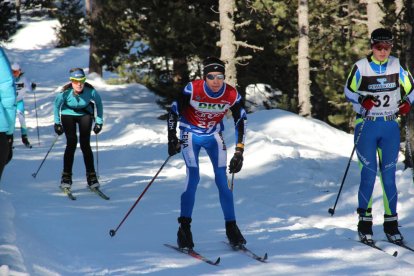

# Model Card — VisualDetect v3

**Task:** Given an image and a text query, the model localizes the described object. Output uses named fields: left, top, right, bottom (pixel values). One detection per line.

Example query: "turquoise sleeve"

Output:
left=92, top=90, right=103, bottom=124
left=54, top=93, right=64, bottom=124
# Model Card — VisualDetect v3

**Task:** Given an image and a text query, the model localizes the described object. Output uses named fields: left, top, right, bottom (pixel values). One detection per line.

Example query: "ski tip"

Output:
left=263, top=252, right=268, bottom=260
left=214, top=257, right=221, bottom=265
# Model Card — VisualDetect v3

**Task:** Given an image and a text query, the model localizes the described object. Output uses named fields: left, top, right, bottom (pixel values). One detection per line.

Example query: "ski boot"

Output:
left=22, top=135, right=31, bottom=148
left=177, top=217, right=194, bottom=249
left=60, top=172, right=72, bottom=189
left=384, top=214, right=403, bottom=245
left=86, top=172, right=100, bottom=189
left=357, top=214, right=374, bottom=245
left=226, top=220, right=246, bottom=247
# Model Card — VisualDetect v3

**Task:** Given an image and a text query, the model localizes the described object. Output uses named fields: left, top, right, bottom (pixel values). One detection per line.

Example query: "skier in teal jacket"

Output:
left=0, top=47, right=16, bottom=180
left=54, top=68, right=103, bottom=190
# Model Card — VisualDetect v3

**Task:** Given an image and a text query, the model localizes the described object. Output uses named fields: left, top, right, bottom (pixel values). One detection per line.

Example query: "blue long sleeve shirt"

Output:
left=54, top=84, right=103, bottom=125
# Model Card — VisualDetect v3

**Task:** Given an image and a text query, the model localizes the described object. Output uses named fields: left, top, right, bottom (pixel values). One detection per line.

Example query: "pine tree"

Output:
left=0, top=0, right=17, bottom=41
left=55, top=0, right=86, bottom=48
left=236, top=1, right=298, bottom=111
left=309, top=0, right=367, bottom=130
left=23, top=0, right=55, bottom=17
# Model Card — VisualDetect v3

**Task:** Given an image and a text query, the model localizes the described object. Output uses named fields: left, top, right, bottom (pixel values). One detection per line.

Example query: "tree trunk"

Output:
left=15, top=0, right=21, bottom=21
left=172, top=57, right=189, bottom=86
left=87, top=0, right=102, bottom=76
left=218, top=0, right=237, bottom=87
left=297, top=0, right=311, bottom=117
left=365, top=0, right=385, bottom=34
left=404, top=0, right=414, bottom=169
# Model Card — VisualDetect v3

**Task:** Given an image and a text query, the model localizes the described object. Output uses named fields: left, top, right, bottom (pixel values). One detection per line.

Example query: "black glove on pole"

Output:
left=229, top=145, right=244, bottom=174
left=93, top=124, right=102, bottom=134
left=168, top=134, right=181, bottom=156
left=54, top=124, right=64, bottom=136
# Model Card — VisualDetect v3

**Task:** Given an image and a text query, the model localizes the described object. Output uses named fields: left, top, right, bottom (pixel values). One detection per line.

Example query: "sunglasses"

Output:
left=206, top=74, right=225, bottom=80
left=373, top=44, right=392, bottom=51
left=70, top=78, right=86, bottom=84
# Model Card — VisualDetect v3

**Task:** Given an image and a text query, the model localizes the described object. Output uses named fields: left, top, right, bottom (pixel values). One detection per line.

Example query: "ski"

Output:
left=164, top=244, right=220, bottom=266
left=223, top=241, right=268, bottom=262
left=357, top=240, right=398, bottom=257
left=61, top=187, right=76, bottom=200
left=385, top=240, right=414, bottom=252
left=88, top=187, right=110, bottom=200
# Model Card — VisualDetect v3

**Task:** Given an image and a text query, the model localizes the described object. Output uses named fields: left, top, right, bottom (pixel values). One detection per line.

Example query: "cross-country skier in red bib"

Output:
left=167, top=57, right=247, bottom=249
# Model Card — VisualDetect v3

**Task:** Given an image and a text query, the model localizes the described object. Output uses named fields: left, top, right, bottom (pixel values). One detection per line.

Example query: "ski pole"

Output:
left=32, top=135, right=59, bottom=178
left=328, top=116, right=367, bottom=216
left=95, top=134, right=99, bottom=178
left=230, top=173, right=235, bottom=191
left=32, top=85, right=40, bottom=146
left=109, top=155, right=172, bottom=237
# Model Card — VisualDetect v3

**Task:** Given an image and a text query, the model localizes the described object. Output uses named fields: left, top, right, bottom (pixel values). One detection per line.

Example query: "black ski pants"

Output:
left=61, top=114, right=95, bottom=174
left=0, top=132, right=10, bottom=180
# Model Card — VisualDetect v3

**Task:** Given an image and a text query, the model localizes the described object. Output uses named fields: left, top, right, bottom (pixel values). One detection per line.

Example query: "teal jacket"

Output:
left=0, top=47, right=16, bottom=134
left=54, top=83, right=103, bottom=125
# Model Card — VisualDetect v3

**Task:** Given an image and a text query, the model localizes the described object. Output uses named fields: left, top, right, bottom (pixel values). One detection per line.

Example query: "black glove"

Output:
left=93, top=124, right=102, bottom=134
left=168, top=134, right=181, bottom=156
left=229, top=150, right=243, bottom=174
left=54, top=123, right=64, bottom=136
left=31, top=82, right=37, bottom=90
left=6, top=134, right=13, bottom=164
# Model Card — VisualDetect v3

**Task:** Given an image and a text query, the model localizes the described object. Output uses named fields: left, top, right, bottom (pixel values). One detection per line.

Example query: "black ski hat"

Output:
left=203, top=57, right=225, bottom=76
left=370, top=28, right=393, bottom=45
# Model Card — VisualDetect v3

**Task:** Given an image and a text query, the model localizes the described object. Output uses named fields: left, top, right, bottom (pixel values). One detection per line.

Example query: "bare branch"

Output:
left=352, top=18, right=368, bottom=24
left=208, top=20, right=220, bottom=28
left=235, top=55, right=253, bottom=66
left=210, top=5, right=219, bottom=13
left=235, top=20, right=251, bottom=29
left=234, top=41, right=264, bottom=51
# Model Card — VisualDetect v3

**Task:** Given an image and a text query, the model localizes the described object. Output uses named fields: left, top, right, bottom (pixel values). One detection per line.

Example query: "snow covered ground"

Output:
left=1, top=17, right=414, bottom=276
